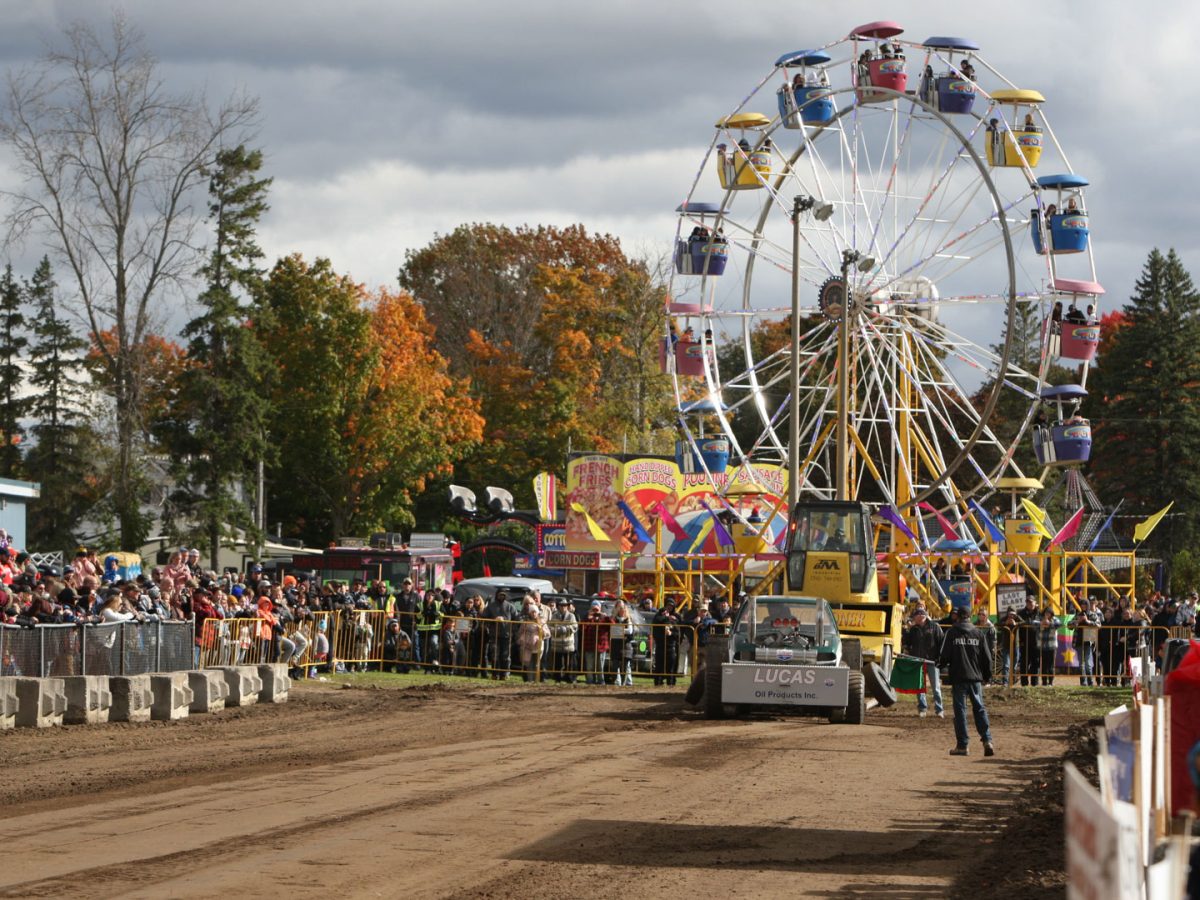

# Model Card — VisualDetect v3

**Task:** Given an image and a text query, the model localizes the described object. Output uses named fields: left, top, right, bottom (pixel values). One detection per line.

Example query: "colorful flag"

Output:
left=1020, top=498, right=1055, bottom=540
left=918, top=501, right=960, bottom=542
left=570, top=502, right=609, bottom=542
left=1086, top=503, right=1121, bottom=552
left=967, top=498, right=1006, bottom=544
left=889, top=655, right=926, bottom=694
left=699, top=500, right=736, bottom=548
left=653, top=501, right=690, bottom=543
left=878, top=505, right=921, bottom=546
left=617, top=499, right=653, bottom=544
left=687, top=516, right=715, bottom=553
left=1049, top=506, right=1085, bottom=548
left=532, top=472, right=556, bottom=523
left=1133, top=502, right=1173, bottom=543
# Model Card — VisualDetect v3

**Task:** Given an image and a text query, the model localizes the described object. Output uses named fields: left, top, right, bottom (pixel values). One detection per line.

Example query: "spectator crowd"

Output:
left=5, top=542, right=1199, bottom=688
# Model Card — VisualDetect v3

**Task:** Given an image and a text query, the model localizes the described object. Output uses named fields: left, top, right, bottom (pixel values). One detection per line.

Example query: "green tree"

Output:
left=1089, top=249, right=1200, bottom=562
left=23, top=257, right=99, bottom=552
left=163, top=145, right=274, bottom=568
left=0, top=265, right=26, bottom=476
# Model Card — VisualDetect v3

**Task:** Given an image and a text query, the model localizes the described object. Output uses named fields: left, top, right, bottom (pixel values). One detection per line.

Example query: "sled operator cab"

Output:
left=786, top=500, right=877, bottom=603
left=784, top=499, right=901, bottom=665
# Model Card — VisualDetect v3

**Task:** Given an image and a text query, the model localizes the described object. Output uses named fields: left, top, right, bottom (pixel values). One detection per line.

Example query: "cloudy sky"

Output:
left=0, top=0, right=1193, bottom=324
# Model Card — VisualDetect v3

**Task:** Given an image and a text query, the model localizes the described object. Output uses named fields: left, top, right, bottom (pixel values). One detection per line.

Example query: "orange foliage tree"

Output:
left=263, top=255, right=481, bottom=544
left=400, top=224, right=675, bottom=505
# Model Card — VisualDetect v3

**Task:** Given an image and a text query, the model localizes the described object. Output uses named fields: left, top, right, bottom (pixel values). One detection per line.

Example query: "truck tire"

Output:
left=864, top=661, right=897, bottom=707
left=845, top=671, right=866, bottom=724
left=685, top=670, right=705, bottom=705
left=703, top=638, right=728, bottom=719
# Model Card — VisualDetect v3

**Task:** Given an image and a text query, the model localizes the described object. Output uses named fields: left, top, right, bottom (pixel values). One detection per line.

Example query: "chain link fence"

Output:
left=0, top=621, right=194, bottom=677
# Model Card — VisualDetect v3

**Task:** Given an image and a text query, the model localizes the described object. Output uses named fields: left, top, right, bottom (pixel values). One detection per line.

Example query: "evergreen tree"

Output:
left=0, top=265, right=27, bottom=476
left=1089, top=249, right=1200, bottom=561
left=23, top=257, right=97, bottom=551
left=165, top=145, right=273, bottom=568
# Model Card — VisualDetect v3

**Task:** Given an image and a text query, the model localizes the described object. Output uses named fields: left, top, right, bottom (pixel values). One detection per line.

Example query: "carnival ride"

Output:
left=654, top=21, right=1134, bottom=623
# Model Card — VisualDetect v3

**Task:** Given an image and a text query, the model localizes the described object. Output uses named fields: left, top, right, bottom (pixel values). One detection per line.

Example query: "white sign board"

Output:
left=1065, top=762, right=1142, bottom=900
left=721, top=663, right=848, bottom=707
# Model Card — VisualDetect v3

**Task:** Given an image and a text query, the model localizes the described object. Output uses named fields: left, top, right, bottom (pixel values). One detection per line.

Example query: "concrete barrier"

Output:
left=149, top=673, right=194, bottom=721
left=109, top=675, right=153, bottom=723
left=187, top=669, right=229, bottom=713
left=15, top=677, right=66, bottom=728
left=62, top=676, right=112, bottom=725
left=256, top=663, right=290, bottom=704
left=212, top=666, right=262, bottom=707
left=0, top=676, right=17, bottom=730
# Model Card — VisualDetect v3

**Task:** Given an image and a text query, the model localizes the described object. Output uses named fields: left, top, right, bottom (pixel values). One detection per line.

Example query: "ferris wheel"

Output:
left=665, top=21, right=1101, bottom=542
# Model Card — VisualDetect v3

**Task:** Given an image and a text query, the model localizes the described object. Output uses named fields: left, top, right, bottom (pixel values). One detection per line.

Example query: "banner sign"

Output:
left=543, top=550, right=601, bottom=570
left=720, top=663, right=848, bottom=707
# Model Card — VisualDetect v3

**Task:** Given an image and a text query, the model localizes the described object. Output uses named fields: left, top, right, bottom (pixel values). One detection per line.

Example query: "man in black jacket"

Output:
left=902, top=607, right=944, bottom=718
left=393, top=579, right=422, bottom=663
left=938, top=606, right=995, bottom=757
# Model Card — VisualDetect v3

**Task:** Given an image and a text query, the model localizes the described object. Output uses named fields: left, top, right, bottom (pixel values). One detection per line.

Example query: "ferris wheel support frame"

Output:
left=775, top=85, right=1019, bottom=524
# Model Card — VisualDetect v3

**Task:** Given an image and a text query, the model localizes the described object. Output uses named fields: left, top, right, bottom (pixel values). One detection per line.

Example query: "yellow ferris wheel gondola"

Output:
left=714, top=113, right=772, bottom=190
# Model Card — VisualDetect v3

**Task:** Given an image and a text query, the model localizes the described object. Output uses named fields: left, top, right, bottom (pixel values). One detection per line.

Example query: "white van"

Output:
left=452, top=576, right=557, bottom=606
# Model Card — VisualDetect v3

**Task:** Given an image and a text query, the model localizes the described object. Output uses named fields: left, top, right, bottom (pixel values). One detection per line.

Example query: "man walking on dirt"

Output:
left=938, top=606, right=995, bottom=757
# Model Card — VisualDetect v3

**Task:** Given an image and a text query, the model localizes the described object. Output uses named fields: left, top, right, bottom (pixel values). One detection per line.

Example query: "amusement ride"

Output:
left=659, top=21, right=1133, bottom=632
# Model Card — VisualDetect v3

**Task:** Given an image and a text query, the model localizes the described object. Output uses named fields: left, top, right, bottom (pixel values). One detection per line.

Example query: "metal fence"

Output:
left=0, top=621, right=193, bottom=677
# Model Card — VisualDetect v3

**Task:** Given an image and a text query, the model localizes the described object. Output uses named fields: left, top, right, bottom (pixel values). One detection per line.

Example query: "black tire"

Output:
left=685, top=670, right=705, bottom=705
left=864, top=661, right=897, bottom=707
left=703, top=638, right=728, bottom=719
left=828, top=704, right=846, bottom=724
left=845, top=671, right=866, bottom=724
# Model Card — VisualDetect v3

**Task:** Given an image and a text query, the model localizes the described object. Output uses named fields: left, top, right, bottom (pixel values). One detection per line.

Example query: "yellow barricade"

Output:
left=331, top=609, right=388, bottom=668
left=198, top=617, right=271, bottom=668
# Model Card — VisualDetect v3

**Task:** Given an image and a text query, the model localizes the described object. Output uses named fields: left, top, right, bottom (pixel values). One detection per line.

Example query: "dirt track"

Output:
left=0, top=680, right=1090, bottom=899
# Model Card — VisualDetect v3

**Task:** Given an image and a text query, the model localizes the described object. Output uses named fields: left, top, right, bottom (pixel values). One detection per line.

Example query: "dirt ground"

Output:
left=0, top=678, right=1108, bottom=899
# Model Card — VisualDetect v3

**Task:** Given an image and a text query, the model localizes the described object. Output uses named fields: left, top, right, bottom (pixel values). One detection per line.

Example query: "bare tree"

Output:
left=0, top=13, right=257, bottom=548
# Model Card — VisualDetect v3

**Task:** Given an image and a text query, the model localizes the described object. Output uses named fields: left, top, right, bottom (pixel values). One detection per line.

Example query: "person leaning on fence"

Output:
left=416, top=591, right=443, bottom=670
left=383, top=618, right=413, bottom=673
left=192, top=589, right=219, bottom=668
left=1017, top=596, right=1041, bottom=685
left=903, top=607, right=944, bottom=718
left=1070, top=603, right=1101, bottom=687
left=550, top=598, right=578, bottom=683
left=609, top=599, right=635, bottom=687
left=581, top=600, right=613, bottom=685
left=1036, top=608, right=1059, bottom=685
left=518, top=592, right=549, bottom=682
left=483, top=590, right=517, bottom=680
left=652, top=597, right=681, bottom=686
left=938, top=606, right=995, bottom=757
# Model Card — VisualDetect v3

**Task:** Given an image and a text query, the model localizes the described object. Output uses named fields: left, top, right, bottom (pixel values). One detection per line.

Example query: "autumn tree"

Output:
left=0, top=14, right=257, bottom=549
left=400, top=223, right=675, bottom=507
left=1089, top=248, right=1200, bottom=559
left=161, top=145, right=274, bottom=567
left=263, top=255, right=482, bottom=545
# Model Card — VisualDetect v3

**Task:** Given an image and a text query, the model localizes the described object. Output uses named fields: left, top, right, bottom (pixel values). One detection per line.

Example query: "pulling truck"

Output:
left=691, top=500, right=899, bottom=721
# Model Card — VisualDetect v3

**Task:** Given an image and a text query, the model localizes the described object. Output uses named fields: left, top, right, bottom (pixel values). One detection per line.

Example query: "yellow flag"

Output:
left=570, top=502, right=609, bottom=542
left=688, top=516, right=714, bottom=553
left=533, top=472, right=556, bottom=523
left=1020, top=498, right=1054, bottom=540
left=1133, top=502, right=1173, bottom=543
